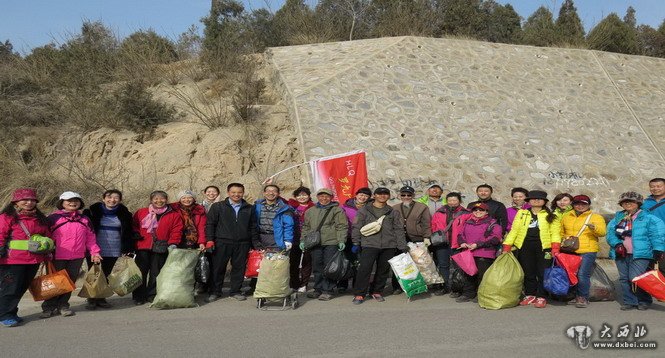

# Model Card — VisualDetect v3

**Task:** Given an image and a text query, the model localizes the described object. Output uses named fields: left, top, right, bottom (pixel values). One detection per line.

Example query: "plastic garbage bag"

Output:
left=254, top=252, right=291, bottom=299
left=324, top=250, right=351, bottom=282
left=408, top=242, right=444, bottom=285
left=388, top=253, right=428, bottom=298
left=544, top=257, right=569, bottom=296
left=195, top=254, right=210, bottom=284
left=557, top=253, right=582, bottom=286
left=478, top=252, right=524, bottom=310
left=451, top=249, right=478, bottom=276
left=632, top=263, right=665, bottom=302
left=150, top=248, right=199, bottom=309
left=450, top=261, right=467, bottom=293
left=589, top=263, right=616, bottom=302
left=245, top=249, right=263, bottom=278
left=108, top=255, right=143, bottom=296
left=78, top=263, right=114, bottom=299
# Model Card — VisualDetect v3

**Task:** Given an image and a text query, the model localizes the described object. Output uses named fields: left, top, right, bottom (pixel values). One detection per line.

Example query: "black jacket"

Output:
left=205, top=198, right=259, bottom=244
left=83, top=202, right=135, bottom=254
left=467, top=198, right=508, bottom=234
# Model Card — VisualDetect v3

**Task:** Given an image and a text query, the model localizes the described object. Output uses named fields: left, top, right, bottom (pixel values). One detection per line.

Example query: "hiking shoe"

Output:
left=533, top=297, right=547, bottom=308
left=13, top=315, right=24, bottom=324
left=205, top=294, right=220, bottom=303
left=567, top=298, right=578, bottom=305
left=1, top=318, right=19, bottom=328
left=231, top=294, right=247, bottom=301
left=96, top=299, right=112, bottom=309
left=575, top=297, right=589, bottom=308
left=318, top=293, right=333, bottom=301
left=620, top=304, right=637, bottom=311
left=391, top=288, right=403, bottom=295
left=60, top=308, right=75, bottom=317
left=637, top=304, right=649, bottom=311
left=307, top=291, right=321, bottom=299
left=85, top=300, right=97, bottom=310
left=371, top=293, right=385, bottom=302
left=39, top=309, right=56, bottom=319
left=519, top=295, right=537, bottom=306
left=297, top=286, right=307, bottom=293
left=352, top=296, right=365, bottom=305
left=449, top=292, right=462, bottom=299
left=456, top=295, right=472, bottom=303
left=434, top=287, right=450, bottom=296
left=134, top=300, right=146, bottom=306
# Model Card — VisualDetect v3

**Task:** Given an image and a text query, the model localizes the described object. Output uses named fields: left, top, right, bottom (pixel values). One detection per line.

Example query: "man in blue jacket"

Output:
left=253, top=185, right=295, bottom=252
left=643, top=178, right=665, bottom=223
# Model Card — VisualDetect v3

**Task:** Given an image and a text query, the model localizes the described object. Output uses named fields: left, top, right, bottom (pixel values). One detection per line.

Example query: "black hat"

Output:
left=399, top=186, right=415, bottom=194
left=373, top=187, right=391, bottom=195
left=526, top=190, right=549, bottom=202
left=355, top=187, right=372, bottom=196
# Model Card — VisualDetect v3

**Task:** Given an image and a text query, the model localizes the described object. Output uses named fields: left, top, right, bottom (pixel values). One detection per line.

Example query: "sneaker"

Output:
left=519, top=295, right=537, bottom=306
left=637, top=304, right=649, bottom=311
left=307, top=291, right=321, bottom=299
left=455, top=295, right=472, bottom=303
left=60, top=308, right=75, bottom=317
left=205, top=294, right=220, bottom=303
left=575, top=297, right=589, bottom=308
left=392, top=288, right=403, bottom=295
left=134, top=300, right=147, bottom=306
left=85, top=300, right=97, bottom=310
left=352, top=296, right=365, bottom=305
left=297, top=286, right=307, bottom=293
left=243, top=289, right=255, bottom=296
left=433, top=287, right=450, bottom=296
left=620, top=304, right=637, bottom=311
left=39, top=309, right=56, bottom=319
left=567, top=298, right=578, bottom=305
left=318, top=293, right=333, bottom=301
left=13, top=315, right=24, bottom=324
left=533, top=297, right=547, bottom=308
left=231, top=294, right=247, bottom=301
left=371, top=293, right=385, bottom=302
left=1, top=318, right=19, bottom=327
left=96, top=299, right=112, bottom=309
left=449, top=292, right=462, bottom=299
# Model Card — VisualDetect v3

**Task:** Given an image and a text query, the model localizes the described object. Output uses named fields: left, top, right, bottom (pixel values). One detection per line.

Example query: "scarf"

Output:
left=16, top=206, right=37, bottom=216
left=180, top=205, right=198, bottom=246
left=141, top=204, right=168, bottom=233
left=616, top=210, right=641, bottom=240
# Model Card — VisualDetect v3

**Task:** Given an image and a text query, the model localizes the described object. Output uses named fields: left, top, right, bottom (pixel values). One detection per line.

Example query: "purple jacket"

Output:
left=342, top=198, right=362, bottom=238
left=458, top=215, right=502, bottom=259
left=506, top=203, right=530, bottom=232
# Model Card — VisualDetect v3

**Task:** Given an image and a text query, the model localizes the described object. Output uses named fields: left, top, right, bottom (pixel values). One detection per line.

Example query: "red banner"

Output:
left=310, top=151, right=368, bottom=202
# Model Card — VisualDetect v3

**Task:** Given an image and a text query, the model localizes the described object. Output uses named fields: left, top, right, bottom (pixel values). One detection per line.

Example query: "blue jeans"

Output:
left=615, top=255, right=652, bottom=306
left=433, top=245, right=451, bottom=290
left=576, top=252, right=597, bottom=300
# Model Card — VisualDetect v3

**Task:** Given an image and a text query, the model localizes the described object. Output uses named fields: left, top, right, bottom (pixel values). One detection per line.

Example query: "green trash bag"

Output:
left=478, top=252, right=524, bottom=310
left=389, top=253, right=428, bottom=298
left=150, top=248, right=199, bottom=309
left=254, top=252, right=291, bottom=299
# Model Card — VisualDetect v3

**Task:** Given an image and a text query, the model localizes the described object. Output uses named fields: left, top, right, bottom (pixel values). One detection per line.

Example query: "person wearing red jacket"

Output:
left=0, top=188, right=51, bottom=327
left=170, top=190, right=206, bottom=250
left=132, top=191, right=183, bottom=305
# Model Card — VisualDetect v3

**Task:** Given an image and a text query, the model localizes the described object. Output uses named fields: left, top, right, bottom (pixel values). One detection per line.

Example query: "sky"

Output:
left=1, top=0, right=663, bottom=53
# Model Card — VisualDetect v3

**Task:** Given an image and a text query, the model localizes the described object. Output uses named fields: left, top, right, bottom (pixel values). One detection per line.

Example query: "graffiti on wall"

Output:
left=543, top=171, right=610, bottom=189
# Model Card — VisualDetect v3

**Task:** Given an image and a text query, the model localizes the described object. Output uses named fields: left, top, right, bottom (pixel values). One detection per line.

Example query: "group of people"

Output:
left=1, top=177, right=664, bottom=327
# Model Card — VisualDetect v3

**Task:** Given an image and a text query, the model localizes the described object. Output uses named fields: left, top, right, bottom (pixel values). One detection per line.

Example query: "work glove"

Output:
left=653, top=250, right=664, bottom=262
left=351, top=245, right=360, bottom=254
left=168, top=244, right=177, bottom=250
left=615, top=243, right=627, bottom=259
left=285, top=242, right=292, bottom=251
left=299, top=242, right=305, bottom=251
left=551, top=242, right=561, bottom=256
left=502, top=244, right=512, bottom=253
left=338, top=242, right=346, bottom=251
left=423, top=238, right=431, bottom=247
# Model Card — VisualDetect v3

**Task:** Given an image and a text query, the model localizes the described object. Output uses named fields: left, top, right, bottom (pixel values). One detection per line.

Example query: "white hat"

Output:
left=59, top=191, right=83, bottom=201
left=178, top=190, right=196, bottom=200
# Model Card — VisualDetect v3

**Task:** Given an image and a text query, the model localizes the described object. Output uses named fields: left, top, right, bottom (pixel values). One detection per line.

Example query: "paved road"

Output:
left=1, top=283, right=663, bottom=358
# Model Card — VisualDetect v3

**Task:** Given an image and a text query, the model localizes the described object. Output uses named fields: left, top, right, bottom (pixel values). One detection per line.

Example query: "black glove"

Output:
left=615, top=244, right=627, bottom=259
left=0, top=245, right=6, bottom=258
left=654, top=250, right=664, bottom=262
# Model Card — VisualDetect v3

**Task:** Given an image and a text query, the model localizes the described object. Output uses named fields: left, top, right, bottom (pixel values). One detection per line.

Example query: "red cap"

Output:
left=572, top=195, right=591, bottom=205
left=472, top=202, right=489, bottom=211
left=11, top=188, right=39, bottom=203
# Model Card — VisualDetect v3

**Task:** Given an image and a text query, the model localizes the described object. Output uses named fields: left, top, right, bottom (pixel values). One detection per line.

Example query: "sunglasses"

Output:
left=400, top=194, right=413, bottom=197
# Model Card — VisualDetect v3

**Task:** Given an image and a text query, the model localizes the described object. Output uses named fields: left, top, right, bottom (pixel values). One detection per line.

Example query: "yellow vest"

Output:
left=504, top=209, right=561, bottom=249
left=560, top=210, right=607, bottom=254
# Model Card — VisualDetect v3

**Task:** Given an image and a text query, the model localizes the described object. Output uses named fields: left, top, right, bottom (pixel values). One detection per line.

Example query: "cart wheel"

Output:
left=291, top=296, right=298, bottom=309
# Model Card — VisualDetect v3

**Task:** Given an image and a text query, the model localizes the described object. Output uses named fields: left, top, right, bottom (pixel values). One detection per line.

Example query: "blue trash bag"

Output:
left=544, top=257, right=570, bottom=296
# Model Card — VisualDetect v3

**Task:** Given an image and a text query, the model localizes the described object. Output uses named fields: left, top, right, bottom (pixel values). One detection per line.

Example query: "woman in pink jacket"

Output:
left=0, top=188, right=51, bottom=327
left=430, top=192, right=469, bottom=295
left=41, top=191, right=101, bottom=318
